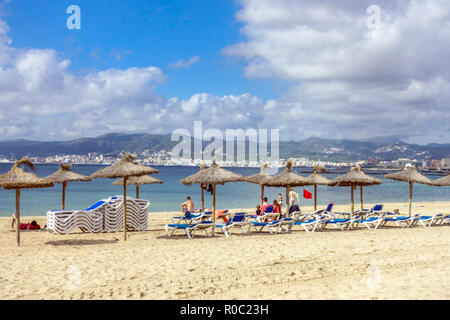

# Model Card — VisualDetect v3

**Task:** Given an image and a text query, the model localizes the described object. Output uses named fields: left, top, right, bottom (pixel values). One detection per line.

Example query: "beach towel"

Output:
left=215, top=210, right=229, bottom=223
left=19, top=223, right=41, bottom=230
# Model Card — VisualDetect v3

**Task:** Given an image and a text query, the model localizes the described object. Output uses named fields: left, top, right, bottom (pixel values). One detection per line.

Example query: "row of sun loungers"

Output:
left=164, top=203, right=449, bottom=239
left=46, top=195, right=149, bottom=235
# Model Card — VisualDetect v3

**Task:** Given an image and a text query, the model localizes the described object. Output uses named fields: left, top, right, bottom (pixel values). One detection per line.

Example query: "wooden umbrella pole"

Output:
left=409, top=181, right=413, bottom=216
left=285, top=186, right=289, bottom=217
left=351, top=184, right=354, bottom=216
left=136, top=184, right=139, bottom=199
left=123, top=177, right=128, bottom=241
left=360, top=185, right=363, bottom=210
left=212, top=184, right=216, bottom=237
left=261, top=185, right=264, bottom=206
left=201, top=184, right=204, bottom=212
left=314, top=184, right=317, bottom=211
left=16, top=188, right=20, bottom=247
left=62, top=182, right=67, bottom=210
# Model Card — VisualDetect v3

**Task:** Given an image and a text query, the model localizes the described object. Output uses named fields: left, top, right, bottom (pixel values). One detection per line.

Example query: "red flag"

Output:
left=303, top=188, right=312, bottom=199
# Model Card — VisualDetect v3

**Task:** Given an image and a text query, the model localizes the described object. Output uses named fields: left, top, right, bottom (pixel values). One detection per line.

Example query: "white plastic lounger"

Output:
left=293, top=218, right=323, bottom=232
left=216, top=213, right=251, bottom=237
left=318, top=215, right=361, bottom=231
left=171, top=211, right=212, bottom=224
left=250, top=218, right=294, bottom=234
left=164, top=221, right=213, bottom=239
left=46, top=199, right=107, bottom=235
left=376, top=214, right=420, bottom=229
left=103, top=196, right=149, bottom=232
left=417, top=214, right=445, bottom=227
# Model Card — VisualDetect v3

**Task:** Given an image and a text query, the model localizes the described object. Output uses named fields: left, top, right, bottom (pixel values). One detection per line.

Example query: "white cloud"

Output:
left=0, top=1, right=450, bottom=144
left=169, top=56, right=200, bottom=69
left=224, top=0, right=450, bottom=143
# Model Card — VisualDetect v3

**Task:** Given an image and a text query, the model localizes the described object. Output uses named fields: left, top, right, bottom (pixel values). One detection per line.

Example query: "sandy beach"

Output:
left=0, top=201, right=449, bottom=300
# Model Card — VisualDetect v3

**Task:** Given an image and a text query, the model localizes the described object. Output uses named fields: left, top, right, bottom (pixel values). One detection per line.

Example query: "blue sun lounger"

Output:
left=416, top=214, right=446, bottom=227
left=164, top=221, right=214, bottom=239
left=251, top=218, right=294, bottom=234
left=376, top=214, right=420, bottom=229
left=215, top=212, right=251, bottom=237
left=171, top=211, right=212, bottom=224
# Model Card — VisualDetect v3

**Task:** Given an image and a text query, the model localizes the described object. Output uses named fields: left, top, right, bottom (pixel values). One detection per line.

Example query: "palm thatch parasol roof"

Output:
left=0, top=158, right=54, bottom=189
left=385, top=167, right=433, bottom=185
left=46, top=163, right=91, bottom=210
left=46, top=163, right=91, bottom=183
left=113, top=175, right=163, bottom=186
left=179, top=160, right=244, bottom=235
left=329, top=166, right=382, bottom=214
left=433, top=174, right=450, bottom=186
left=305, top=172, right=331, bottom=186
left=328, top=166, right=382, bottom=187
left=90, top=153, right=159, bottom=241
left=90, top=153, right=158, bottom=179
left=0, top=157, right=54, bottom=246
left=385, top=166, right=433, bottom=215
left=261, top=161, right=309, bottom=215
left=305, top=172, right=331, bottom=210
left=180, top=160, right=243, bottom=186
left=244, top=163, right=271, bottom=205
left=262, top=161, right=309, bottom=187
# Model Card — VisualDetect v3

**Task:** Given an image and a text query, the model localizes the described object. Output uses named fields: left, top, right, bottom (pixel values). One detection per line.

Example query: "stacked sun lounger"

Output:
left=47, top=195, right=149, bottom=235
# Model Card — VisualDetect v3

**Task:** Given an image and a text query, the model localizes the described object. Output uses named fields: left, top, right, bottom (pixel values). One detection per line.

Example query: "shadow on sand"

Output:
left=45, top=239, right=119, bottom=246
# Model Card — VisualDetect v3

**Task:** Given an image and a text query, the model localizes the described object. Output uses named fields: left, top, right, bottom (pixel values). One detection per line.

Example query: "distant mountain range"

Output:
left=0, top=133, right=449, bottom=162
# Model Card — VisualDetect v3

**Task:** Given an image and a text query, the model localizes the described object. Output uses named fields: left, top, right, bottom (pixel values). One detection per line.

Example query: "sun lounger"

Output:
left=416, top=214, right=446, bottom=227
left=318, top=215, right=362, bottom=231
left=298, top=203, right=334, bottom=220
left=356, top=214, right=387, bottom=229
left=442, top=215, right=450, bottom=224
left=103, top=196, right=149, bottom=232
left=250, top=218, right=294, bottom=234
left=247, top=205, right=279, bottom=222
left=164, top=221, right=214, bottom=239
left=375, top=214, right=420, bottom=229
left=216, top=212, right=251, bottom=237
left=171, top=211, right=212, bottom=224
left=46, top=198, right=108, bottom=235
left=293, top=217, right=324, bottom=232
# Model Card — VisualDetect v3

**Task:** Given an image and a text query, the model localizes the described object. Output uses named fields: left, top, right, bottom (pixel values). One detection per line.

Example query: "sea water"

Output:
left=0, top=163, right=448, bottom=217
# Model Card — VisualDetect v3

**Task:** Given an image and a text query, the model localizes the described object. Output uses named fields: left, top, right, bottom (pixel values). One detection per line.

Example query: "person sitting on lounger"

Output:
left=181, top=196, right=195, bottom=214
left=261, top=198, right=273, bottom=214
left=272, top=200, right=281, bottom=214
left=256, top=204, right=261, bottom=216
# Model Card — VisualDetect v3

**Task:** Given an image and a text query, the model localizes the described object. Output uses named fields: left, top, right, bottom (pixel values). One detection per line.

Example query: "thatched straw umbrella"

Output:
left=385, top=166, right=432, bottom=216
left=46, top=163, right=91, bottom=209
left=244, top=163, right=271, bottom=206
left=90, top=153, right=158, bottom=240
left=433, top=174, right=450, bottom=186
left=329, top=166, right=382, bottom=215
left=180, top=160, right=243, bottom=235
left=262, top=161, right=309, bottom=216
left=0, top=158, right=54, bottom=246
left=305, top=171, right=331, bottom=211
left=180, top=164, right=207, bottom=211
left=113, top=175, right=163, bottom=199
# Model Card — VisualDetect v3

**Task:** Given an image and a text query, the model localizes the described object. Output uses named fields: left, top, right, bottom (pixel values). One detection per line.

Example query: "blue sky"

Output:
left=3, top=0, right=285, bottom=100
left=0, top=0, right=449, bottom=144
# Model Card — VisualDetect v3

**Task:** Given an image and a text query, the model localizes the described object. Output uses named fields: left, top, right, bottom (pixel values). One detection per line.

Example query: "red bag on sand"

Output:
left=303, top=189, right=313, bottom=199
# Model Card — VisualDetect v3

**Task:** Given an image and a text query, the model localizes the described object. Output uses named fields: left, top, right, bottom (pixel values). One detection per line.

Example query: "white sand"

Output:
left=0, top=201, right=449, bottom=300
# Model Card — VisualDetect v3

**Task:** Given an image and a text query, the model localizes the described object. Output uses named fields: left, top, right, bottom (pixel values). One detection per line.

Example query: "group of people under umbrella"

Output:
left=1, top=154, right=449, bottom=246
